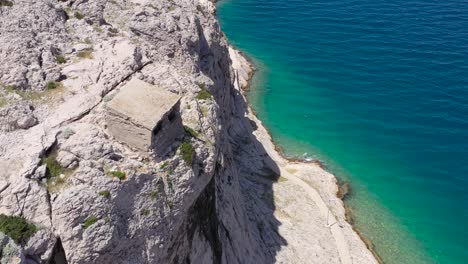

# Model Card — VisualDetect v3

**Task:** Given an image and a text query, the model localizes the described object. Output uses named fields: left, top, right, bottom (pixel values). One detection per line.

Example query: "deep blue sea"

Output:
left=218, top=0, right=468, bottom=263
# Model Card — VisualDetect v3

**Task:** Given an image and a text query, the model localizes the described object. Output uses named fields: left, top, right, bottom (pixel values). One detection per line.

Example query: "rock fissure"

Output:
left=59, top=60, right=153, bottom=127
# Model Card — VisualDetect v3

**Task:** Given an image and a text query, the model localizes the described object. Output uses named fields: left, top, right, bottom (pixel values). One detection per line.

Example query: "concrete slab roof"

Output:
left=106, top=78, right=181, bottom=130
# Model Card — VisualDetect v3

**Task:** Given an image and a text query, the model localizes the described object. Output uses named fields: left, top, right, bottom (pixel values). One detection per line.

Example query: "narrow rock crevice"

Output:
left=186, top=178, right=222, bottom=264
left=48, top=238, right=68, bottom=264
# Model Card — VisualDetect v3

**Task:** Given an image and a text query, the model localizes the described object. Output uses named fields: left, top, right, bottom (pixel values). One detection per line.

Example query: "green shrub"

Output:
left=5, top=86, right=45, bottom=102
left=167, top=167, right=174, bottom=175
left=74, top=11, right=84, bottom=19
left=196, top=89, right=212, bottom=100
left=83, top=216, right=98, bottom=229
left=0, top=0, right=13, bottom=7
left=46, top=81, right=61, bottom=90
left=55, top=55, right=67, bottom=64
left=179, top=142, right=195, bottom=165
left=166, top=176, right=173, bottom=191
left=5, top=85, right=17, bottom=93
left=160, top=161, right=169, bottom=170
left=108, top=170, right=126, bottom=181
left=108, top=27, right=119, bottom=35
left=93, top=26, right=104, bottom=33
left=98, top=191, right=110, bottom=199
left=0, top=97, right=7, bottom=108
left=184, top=126, right=199, bottom=138
left=150, top=191, right=157, bottom=200
left=141, top=209, right=150, bottom=216
left=42, top=156, right=64, bottom=178
left=0, top=214, right=37, bottom=245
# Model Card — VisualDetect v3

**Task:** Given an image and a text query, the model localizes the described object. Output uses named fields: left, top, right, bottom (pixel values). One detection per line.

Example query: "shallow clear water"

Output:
left=218, top=0, right=468, bottom=263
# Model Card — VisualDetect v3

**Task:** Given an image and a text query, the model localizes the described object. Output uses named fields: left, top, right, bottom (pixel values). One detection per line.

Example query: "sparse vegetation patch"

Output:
left=179, top=142, right=195, bottom=165
left=0, top=214, right=37, bottom=245
left=42, top=151, right=75, bottom=192
left=141, top=209, right=150, bottom=216
left=77, top=48, right=94, bottom=59
left=166, top=176, right=173, bottom=192
left=108, top=170, right=126, bottom=181
left=82, top=216, right=98, bottom=229
left=55, top=55, right=67, bottom=64
left=98, top=190, right=111, bottom=199
left=42, top=156, right=64, bottom=178
left=184, top=126, right=199, bottom=138
left=84, top=37, right=92, bottom=44
left=160, top=161, right=169, bottom=170
left=74, top=11, right=84, bottom=20
left=0, top=97, right=7, bottom=108
left=93, top=26, right=104, bottom=33
left=196, top=88, right=212, bottom=100
left=108, top=27, right=119, bottom=36
left=46, top=81, right=61, bottom=90
left=150, top=190, right=157, bottom=200
left=0, top=0, right=13, bottom=7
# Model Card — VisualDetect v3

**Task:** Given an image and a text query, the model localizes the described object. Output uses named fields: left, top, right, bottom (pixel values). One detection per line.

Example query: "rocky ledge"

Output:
left=0, top=0, right=377, bottom=263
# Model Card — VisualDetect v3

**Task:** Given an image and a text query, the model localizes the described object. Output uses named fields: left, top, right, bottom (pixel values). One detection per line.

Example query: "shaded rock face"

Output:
left=0, top=232, right=25, bottom=264
left=0, top=0, right=272, bottom=263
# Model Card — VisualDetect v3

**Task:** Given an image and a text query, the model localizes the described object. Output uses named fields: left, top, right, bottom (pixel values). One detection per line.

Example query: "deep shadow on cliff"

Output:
left=180, top=18, right=287, bottom=263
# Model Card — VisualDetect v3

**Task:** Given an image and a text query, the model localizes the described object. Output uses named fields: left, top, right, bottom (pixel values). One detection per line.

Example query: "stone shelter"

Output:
left=106, top=78, right=183, bottom=156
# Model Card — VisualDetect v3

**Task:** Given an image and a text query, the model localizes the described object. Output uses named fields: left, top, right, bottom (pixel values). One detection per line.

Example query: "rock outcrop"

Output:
left=0, top=0, right=378, bottom=263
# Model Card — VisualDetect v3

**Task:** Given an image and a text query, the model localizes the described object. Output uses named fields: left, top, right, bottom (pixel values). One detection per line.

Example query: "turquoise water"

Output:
left=218, top=0, right=468, bottom=263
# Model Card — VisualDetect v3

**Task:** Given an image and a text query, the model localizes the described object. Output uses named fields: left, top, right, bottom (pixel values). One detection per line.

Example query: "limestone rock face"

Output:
left=0, top=0, right=377, bottom=264
left=0, top=0, right=69, bottom=90
left=24, top=229, right=57, bottom=263
left=0, top=232, right=25, bottom=264
left=0, top=0, right=259, bottom=262
left=0, top=102, right=38, bottom=132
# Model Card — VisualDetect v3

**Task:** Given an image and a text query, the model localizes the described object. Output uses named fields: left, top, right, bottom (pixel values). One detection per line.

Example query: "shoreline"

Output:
left=229, top=47, right=329, bottom=169
left=229, top=46, right=382, bottom=263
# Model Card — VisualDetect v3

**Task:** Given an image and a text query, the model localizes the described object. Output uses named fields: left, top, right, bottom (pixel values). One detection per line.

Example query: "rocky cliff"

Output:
left=0, top=0, right=377, bottom=263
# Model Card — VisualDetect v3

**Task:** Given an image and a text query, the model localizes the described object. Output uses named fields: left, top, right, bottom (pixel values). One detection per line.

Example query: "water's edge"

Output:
left=229, top=45, right=383, bottom=263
